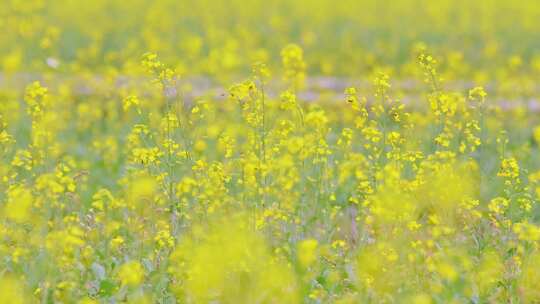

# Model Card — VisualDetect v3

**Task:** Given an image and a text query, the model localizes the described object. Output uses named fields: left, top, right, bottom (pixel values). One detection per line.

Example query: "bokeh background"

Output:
left=3, top=0, right=540, bottom=78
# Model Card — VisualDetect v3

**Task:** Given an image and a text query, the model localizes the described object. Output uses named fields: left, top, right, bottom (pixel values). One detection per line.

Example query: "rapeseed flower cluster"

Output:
left=3, top=1, right=540, bottom=303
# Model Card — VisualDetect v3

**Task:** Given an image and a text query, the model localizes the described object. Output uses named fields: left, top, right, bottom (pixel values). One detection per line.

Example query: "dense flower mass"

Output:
left=2, top=1, right=540, bottom=303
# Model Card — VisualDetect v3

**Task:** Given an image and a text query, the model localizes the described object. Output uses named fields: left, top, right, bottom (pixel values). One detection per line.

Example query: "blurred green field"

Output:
left=3, top=0, right=540, bottom=76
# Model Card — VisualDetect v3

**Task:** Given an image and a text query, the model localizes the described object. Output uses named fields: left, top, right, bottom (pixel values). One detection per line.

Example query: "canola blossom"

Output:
left=2, top=1, right=540, bottom=303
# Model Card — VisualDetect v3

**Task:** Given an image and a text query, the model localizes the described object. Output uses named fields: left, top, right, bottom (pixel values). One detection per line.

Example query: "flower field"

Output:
left=3, top=0, right=540, bottom=303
